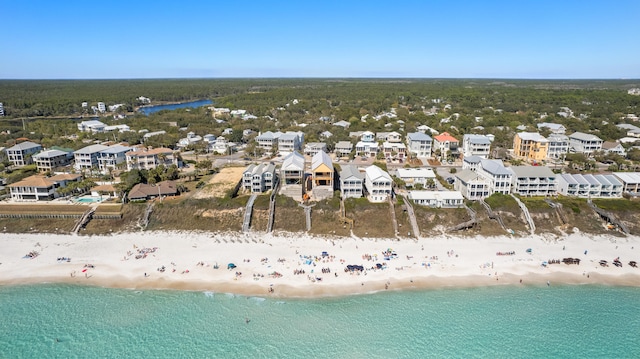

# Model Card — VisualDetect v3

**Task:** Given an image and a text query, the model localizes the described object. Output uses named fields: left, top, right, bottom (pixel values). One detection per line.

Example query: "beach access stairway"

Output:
left=401, top=195, right=420, bottom=238
left=448, top=204, right=478, bottom=232
left=72, top=207, right=96, bottom=234
left=388, top=196, right=399, bottom=238
left=544, top=198, right=568, bottom=226
left=139, top=202, right=154, bottom=230
left=242, top=194, right=258, bottom=233
left=510, top=194, right=535, bottom=234
left=339, top=198, right=354, bottom=229
left=479, top=198, right=511, bottom=234
left=298, top=203, right=315, bottom=231
left=267, top=178, right=280, bottom=233
left=587, top=199, right=629, bottom=235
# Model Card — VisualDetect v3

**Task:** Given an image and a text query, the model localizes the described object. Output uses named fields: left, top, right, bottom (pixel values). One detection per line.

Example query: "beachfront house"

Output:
left=6, top=141, right=43, bottom=167
left=557, top=173, right=623, bottom=198
left=8, top=173, right=82, bottom=201
left=242, top=162, right=277, bottom=193
left=462, top=134, right=493, bottom=158
left=73, top=144, right=109, bottom=172
left=454, top=169, right=491, bottom=200
left=97, top=144, right=131, bottom=174
left=311, top=151, right=334, bottom=200
left=406, top=132, right=433, bottom=158
left=477, top=159, right=512, bottom=195
left=407, top=190, right=464, bottom=208
left=125, top=147, right=179, bottom=171
left=462, top=155, right=482, bottom=172
left=569, top=132, right=603, bottom=155
left=339, top=165, right=364, bottom=199
left=128, top=181, right=178, bottom=201
left=612, top=172, right=640, bottom=193
left=32, top=149, right=72, bottom=172
left=279, top=151, right=305, bottom=200
left=513, top=132, right=549, bottom=163
left=304, top=142, right=327, bottom=157
left=509, top=166, right=557, bottom=197
left=395, top=168, right=437, bottom=188
left=364, top=165, right=392, bottom=203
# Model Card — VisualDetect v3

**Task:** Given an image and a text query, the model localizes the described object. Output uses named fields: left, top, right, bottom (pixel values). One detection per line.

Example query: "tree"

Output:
left=195, top=159, right=212, bottom=176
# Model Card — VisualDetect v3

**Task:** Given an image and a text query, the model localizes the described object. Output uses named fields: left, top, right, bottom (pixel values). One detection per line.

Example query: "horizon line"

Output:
left=1, top=76, right=640, bottom=81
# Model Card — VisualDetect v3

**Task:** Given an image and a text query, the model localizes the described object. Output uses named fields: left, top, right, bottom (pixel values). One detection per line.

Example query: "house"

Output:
left=97, top=144, right=131, bottom=174
left=382, top=141, right=406, bottom=161
left=381, top=131, right=402, bottom=143
left=477, top=159, right=512, bottom=195
left=280, top=151, right=305, bottom=200
left=255, top=131, right=282, bottom=151
left=242, top=162, right=277, bottom=193
left=339, top=165, right=364, bottom=199
left=454, top=169, right=491, bottom=200
left=0, top=102, right=4, bottom=116
left=334, top=141, right=353, bottom=158
left=537, top=123, right=566, bottom=134
left=203, top=134, right=217, bottom=143
left=125, top=147, right=178, bottom=171
left=546, top=134, right=570, bottom=160
left=103, top=124, right=131, bottom=133
left=557, top=174, right=623, bottom=198
left=77, top=120, right=106, bottom=133
left=209, top=137, right=232, bottom=155
left=355, top=131, right=379, bottom=158
left=142, top=130, right=166, bottom=141
left=406, top=132, right=433, bottom=157
left=278, top=131, right=304, bottom=154
left=32, top=149, right=72, bottom=172
left=513, top=132, right=548, bottom=163
left=509, top=166, right=557, bottom=197
left=320, top=131, right=333, bottom=139
left=177, top=132, right=202, bottom=148
left=8, top=173, right=82, bottom=201
left=304, top=142, right=327, bottom=157
left=395, top=168, right=436, bottom=188
left=364, top=165, right=392, bottom=203
left=462, top=155, right=482, bottom=171
left=311, top=151, right=334, bottom=199
left=97, top=102, right=106, bottom=113
left=616, top=123, right=640, bottom=138
left=407, top=191, right=464, bottom=208
left=333, top=120, right=350, bottom=129
left=569, top=132, right=603, bottom=155
left=90, top=184, right=118, bottom=199
left=462, top=134, right=493, bottom=158
left=433, top=132, right=459, bottom=158
left=230, top=109, right=247, bottom=117
left=222, top=128, right=233, bottom=135
left=601, top=141, right=626, bottom=157
left=6, top=141, right=43, bottom=167
left=612, top=172, right=640, bottom=193
left=416, top=125, right=439, bottom=135
left=73, top=144, right=109, bottom=172
left=128, top=181, right=178, bottom=201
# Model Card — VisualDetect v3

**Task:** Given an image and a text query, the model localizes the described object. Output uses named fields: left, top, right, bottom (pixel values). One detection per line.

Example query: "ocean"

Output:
left=1, top=284, right=638, bottom=358
left=138, top=100, right=213, bottom=115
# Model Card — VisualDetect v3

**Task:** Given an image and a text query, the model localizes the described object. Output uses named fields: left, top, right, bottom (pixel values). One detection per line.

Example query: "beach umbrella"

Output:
left=227, top=263, right=236, bottom=270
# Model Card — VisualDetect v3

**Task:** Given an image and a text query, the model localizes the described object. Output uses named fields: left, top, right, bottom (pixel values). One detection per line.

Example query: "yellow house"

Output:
left=513, top=132, right=549, bottom=163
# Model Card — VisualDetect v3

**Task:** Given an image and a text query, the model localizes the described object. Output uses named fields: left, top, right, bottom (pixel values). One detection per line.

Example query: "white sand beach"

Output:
left=1, top=230, right=639, bottom=297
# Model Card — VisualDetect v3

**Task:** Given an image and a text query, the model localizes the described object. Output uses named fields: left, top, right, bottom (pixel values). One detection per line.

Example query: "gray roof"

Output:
left=311, top=150, right=333, bottom=171
left=463, top=155, right=482, bottom=164
left=456, top=169, right=483, bottom=183
left=282, top=151, right=305, bottom=170
left=509, top=166, right=555, bottom=178
left=335, top=141, right=353, bottom=149
left=33, top=149, right=69, bottom=159
left=340, top=165, right=364, bottom=181
left=613, top=172, right=640, bottom=185
left=480, top=159, right=512, bottom=175
left=569, top=132, right=602, bottom=141
left=100, top=145, right=131, bottom=154
left=407, top=132, right=432, bottom=141
left=7, top=141, right=42, bottom=151
left=463, top=134, right=492, bottom=144
left=74, top=144, right=109, bottom=154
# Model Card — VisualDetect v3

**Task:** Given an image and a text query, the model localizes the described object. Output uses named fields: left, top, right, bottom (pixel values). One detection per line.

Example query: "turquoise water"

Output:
left=1, top=285, right=639, bottom=358
left=139, top=99, right=213, bottom=115
left=74, top=196, right=102, bottom=203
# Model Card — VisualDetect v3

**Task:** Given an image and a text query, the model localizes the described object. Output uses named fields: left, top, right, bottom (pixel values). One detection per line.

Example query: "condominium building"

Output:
left=509, top=166, right=557, bottom=197
left=97, top=144, right=131, bottom=174
left=557, top=174, right=623, bottom=198
left=32, top=149, right=72, bottom=172
left=462, top=134, right=493, bottom=158
left=513, top=132, right=548, bottom=163
left=546, top=134, right=570, bottom=160
left=569, top=132, right=603, bottom=155
left=6, top=141, right=43, bottom=167
left=125, top=147, right=178, bottom=171
left=406, top=132, right=433, bottom=157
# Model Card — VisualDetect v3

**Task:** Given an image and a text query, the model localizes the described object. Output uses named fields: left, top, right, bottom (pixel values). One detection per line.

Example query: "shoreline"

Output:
left=1, top=231, right=639, bottom=298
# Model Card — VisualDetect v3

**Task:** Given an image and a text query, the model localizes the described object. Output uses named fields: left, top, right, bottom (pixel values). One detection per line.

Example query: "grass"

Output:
left=273, top=196, right=306, bottom=233
left=81, top=203, right=146, bottom=235
left=345, top=198, right=395, bottom=238
left=0, top=204, right=90, bottom=215
left=309, top=196, right=351, bottom=237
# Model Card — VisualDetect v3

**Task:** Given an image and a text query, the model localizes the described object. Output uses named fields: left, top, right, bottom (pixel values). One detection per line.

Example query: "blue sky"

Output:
left=2, top=0, right=639, bottom=79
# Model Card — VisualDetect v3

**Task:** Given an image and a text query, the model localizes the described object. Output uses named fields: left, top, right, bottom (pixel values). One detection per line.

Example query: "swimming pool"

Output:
left=74, top=196, right=103, bottom=203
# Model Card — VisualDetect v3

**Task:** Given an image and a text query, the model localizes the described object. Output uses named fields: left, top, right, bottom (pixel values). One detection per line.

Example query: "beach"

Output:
left=1, top=230, right=639, bottom=297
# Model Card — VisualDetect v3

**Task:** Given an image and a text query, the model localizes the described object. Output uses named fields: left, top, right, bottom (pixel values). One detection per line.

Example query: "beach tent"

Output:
left=227, top=263, right=237, bottom=270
